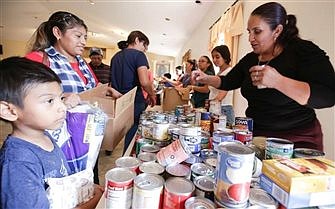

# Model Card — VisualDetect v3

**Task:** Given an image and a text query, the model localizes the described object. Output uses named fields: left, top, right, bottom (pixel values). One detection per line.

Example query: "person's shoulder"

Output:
left=288, top=38, right=326, bottom=57
left=1, top=136, right=41, bottom=163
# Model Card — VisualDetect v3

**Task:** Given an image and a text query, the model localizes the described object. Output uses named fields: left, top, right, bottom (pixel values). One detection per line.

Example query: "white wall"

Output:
left=178, top=0, right=335, bottom=160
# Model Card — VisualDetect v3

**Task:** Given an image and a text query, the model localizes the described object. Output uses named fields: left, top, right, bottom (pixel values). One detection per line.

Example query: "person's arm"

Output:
left=189, top=84, right=210, bottom=93
left=162, top=76, right=181, bottom=86
left=192, top=70, right=222, bottom=88
left=138, top=67, right=156, bottom=107
left=215, top=90, right=228, bottom=101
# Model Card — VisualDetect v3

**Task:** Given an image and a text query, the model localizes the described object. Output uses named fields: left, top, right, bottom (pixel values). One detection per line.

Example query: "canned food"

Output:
left=156, top=139, right=192, bottom=167
left=191, top=163, right=215, bottom=180
left=200, top=149, right=217, bottom=160
left=185, top=196, right=216, bottom=209
left=163, top=177, right=195, bottom=209
left=183, top=154, right=203, bottom=166
left=212, top=131, right=235, bottom=152
left=194, top=176, right=215, bottom=201
left=215, top=143, right=255, bottom=208
left=199, top=131, right=210, bottom=149
left=140, top=144, right=160, bottom=153
left=293, top=148, right=325, bottom=158
left=115, top=156, right=141, bottom=174
left=183, top=104, right=192, bottom=115
left=186, top=113, right=196, bottom=124
left=166, top=163, right=191, bottom=179
left=175, top=105, right=184, bottom=117
left=132, top=173, right=164, bottom=209
left=105, top=167, right=136, bottom=209
left=179, top=134, right=202, bottom=154
left=179, top=126, right=200, bottom=136
left=204, top=157, right=217, bottom=168
left=249, top=188, right=277, bottom=209
left=234, top=130, right=253, bottom=144
left=234, top=117, right=253, bottom=132
left=136, top=138, right=153, bottom=155
left=137, top=152, right=157, bottom=162
left=139, top=162, right=165, bottom=175
left=265, top=138, right=294, bottom=159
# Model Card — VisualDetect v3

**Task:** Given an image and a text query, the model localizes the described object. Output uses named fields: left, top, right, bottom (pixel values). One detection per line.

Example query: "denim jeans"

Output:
left=221, top=104, right=235, bottom=127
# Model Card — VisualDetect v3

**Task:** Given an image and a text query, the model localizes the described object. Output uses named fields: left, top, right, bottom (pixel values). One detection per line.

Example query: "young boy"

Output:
left=0, top=57, right=103, bottom=209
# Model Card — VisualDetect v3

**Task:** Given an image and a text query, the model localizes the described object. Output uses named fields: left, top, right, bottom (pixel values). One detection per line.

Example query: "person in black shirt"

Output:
left=192, top=2, right=335, bottom=151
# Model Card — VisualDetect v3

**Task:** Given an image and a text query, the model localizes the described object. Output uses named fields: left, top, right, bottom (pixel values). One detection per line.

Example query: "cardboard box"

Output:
left=162, top=87, right=189, bottom=112
left=262, top=158, right=335, bottom=194
left=260, top=174, right=335, bottom=208
left=79, top=86, right=136, bottom=151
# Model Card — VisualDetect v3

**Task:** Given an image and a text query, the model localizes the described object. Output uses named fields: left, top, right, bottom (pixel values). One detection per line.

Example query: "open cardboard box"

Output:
left=79, top=84, right=136, bottom=151
left=162, top=87, right=189, bottom=112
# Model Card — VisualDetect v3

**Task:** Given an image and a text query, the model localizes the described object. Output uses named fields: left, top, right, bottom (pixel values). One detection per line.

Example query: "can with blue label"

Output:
left=215, top=143, right=254, bottom=208
left=234, top=117, right=253, bottom=132
left=265, top=138, right=294, bottom=159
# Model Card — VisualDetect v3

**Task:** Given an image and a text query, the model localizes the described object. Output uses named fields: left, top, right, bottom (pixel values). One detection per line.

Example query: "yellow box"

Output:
left=262, top=158, right=335, bottom=194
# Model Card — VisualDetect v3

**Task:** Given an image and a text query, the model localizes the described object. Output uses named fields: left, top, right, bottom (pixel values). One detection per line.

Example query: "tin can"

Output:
left=178, top=115, right=188, bottom=123
left=293, top=148, right=325, bottom=158
left=180, top=134, right=202, bottom=154
left=183, top=104, right=192, bottom=115
left=249, top=188, right=277, bottom=209
left=132, top=173, right=164, bottom=209
left=200, top=112, right=212, bottom=132
left=193, top=176, right=215, bottom=201
left=175, top=105, right=184, bottom=117
left=138, top=152, right=157, bottom=162
left=183, top=154, right=203, bottom=166
left=179, top=126, right=200, bottom=136
left=136, top=138, right=153, bottom=155
left=186, top=113, right=196, bottom=124
left=185, top=196, right=216, bottom=209
left=265, top=138, right=294, bottom=159
left=152, top=121, right=170, bottom=141
left=234, top=117, right=253, bottom=132
left=154, top=139, right=172, bottom=148
left=156, top=139, right=192, bottom=167
left=234, top=130, right=253, bottom=144
left=215, top=197, right=247, bottom=209
left=200, top=149, right=217, bottom=160
left=199, top=131, right=210, bottom=149
left=212, top=131, right=235, bottom=152
left=115, top=156, right=141, bottom=174
left=215, top=143, right=255, bottom=208
left=204, top=157, right=217, bottom=168
left=163, top=177, right=195, bottom=209
left=139, top=161, right=165, bottom=176
left=209, top=100, right=222, bottom=115
left=105, top=167, right=136, bottom=209
left=194, top=108, right=207, bottom=126
left=190, top=163, right=215, bottom=180
left=140, top=144, right=160, bottom=153
left=166, top=163, right=191, bottom=179
left=168, top=126, right=180, bottom=141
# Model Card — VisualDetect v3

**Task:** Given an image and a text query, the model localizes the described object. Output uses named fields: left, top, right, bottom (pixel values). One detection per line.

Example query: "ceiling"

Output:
left=1, top=0, right=215, bottom=57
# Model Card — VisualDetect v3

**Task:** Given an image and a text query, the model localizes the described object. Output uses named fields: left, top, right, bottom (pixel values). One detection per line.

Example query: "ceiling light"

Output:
left=88, top=0, right=95, bottom=5
left=164, top=17, right=170, bottom=21
left=195, top=0, right=201, bottom=4
left=162, top=33, right=167, bottom=36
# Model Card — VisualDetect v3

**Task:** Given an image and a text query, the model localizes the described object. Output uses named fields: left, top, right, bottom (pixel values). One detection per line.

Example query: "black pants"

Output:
left=93, top=154, right=99, bottom=184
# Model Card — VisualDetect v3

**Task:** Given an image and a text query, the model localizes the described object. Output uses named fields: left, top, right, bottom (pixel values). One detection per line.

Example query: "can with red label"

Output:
left=132, top=173, right=164, bottom=209
left=163, top=177, right=195, bottom=209
left=105, top=167, right=136, bottom=209
left=115, top=156, right=141, bottom=174
left=234, top=130, right=253, bottom=144
left=215, top=143, right=254, bottom=208
left=156, top=139, right=192, bottom=167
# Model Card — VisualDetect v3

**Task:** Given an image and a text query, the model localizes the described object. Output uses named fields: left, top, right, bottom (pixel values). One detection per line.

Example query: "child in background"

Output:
left=0, top=57, right=103, bottom=209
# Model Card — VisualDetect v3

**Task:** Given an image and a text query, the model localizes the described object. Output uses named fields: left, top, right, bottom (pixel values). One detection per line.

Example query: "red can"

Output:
left=234, top=130, right=253, bottom=144
left=163, top=177, right=195, bottom=209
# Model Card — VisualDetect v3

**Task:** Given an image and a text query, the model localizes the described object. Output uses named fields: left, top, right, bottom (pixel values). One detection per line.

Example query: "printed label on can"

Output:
left=156, top=139, right=190, bottom=167
left=265, top=138, right=294, bottom=159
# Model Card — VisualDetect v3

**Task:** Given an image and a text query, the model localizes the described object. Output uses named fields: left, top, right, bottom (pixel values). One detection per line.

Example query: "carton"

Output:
left=260, top=174, right=335, bottom=208
left=162, top=87, right=189, bottom=112
left=79, top=85, right=136, bottom=150
left=262, top=158, right=335, bottom=194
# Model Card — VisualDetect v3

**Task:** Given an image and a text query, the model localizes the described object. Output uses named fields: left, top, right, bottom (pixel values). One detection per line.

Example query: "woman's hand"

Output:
left=249, top=65, right=282, bottom=89
left=63, top=93, right=81, bottom=109
left=106, top=86, right=123, bottom=99
left=192, top=69, right=207, bottom=84
left=147, top=94, right=157, bottom=107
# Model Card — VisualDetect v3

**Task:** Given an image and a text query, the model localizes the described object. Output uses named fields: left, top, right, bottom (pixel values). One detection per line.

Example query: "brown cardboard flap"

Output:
left=114, top=87, right=137, bottom=116
left=162, top=87, right=189, bottom=111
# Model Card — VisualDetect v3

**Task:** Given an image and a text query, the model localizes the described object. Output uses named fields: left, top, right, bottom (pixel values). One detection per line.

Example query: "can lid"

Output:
left=204, top=157, right=217, bottom=168
left=134, top=173, right=164, bottom=190
left=139, top=162, right=165, bottom=174
left=138, top=152, right=157, bottom=162
left=105, top=167, right=136, bottom=183
left=165, top=177, right=194, bottom=194
left=219, top=143, right=254, bottom=155
left=193, top=176, right=215, bottom=191
left=185, top=196, right=216, bottom=209
left=266, top=137, right=294, bottom=145
left=140, top=144, right=160, bottom=153
left=249, top=188, right=277, bottom=208
left=115, top=156, right=141, bottom=168
left=293, top=148, right=325, bottom=157
left=191, top=163, right=215, bottom=176
left=166, top=163, right=190, bottom=177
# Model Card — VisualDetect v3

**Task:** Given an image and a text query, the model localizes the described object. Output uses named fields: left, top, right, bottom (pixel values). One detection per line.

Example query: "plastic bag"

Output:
left=48, top=103, right=107, bottom=174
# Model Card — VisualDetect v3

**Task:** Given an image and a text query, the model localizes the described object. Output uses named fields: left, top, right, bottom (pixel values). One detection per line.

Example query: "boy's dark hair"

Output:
left=0, top=57, right=61, bottom=108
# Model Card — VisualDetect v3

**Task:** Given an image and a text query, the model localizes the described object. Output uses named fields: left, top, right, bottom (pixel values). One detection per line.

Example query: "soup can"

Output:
left=190, top=162, right=215, bottom=180
left=204, top=157, right=217, bottom=168
left=139, top=161, right=165, bottom=176
left=105, top=167, right=136, bottom=209
left=136, top=138, right=153, bottom=155
left=293, top=148, right=325, bottom=158
left=265, top=138, right=294, bottom=159
left=166, top=163, right=191, bottom=179
left=132, top=173, right=164, bottom=209
left=175, top=105, right=184, bottom=117
left=194, top=176, right=215, bottom=201
left=183, top=154, right=203, bottom=167
left=156, top=139, right=192, bottom=167
left=152, top=121, right=170, bottom=141
left=140, top=144, right=160, bottom=154
left=248, top=188, right=277, bottom=209
left=234, top=130, right=253, bottom=144
left=180, top=134, right=202, bottom=154
left=185, top=196, right=216, bottom=209
left=212, top=131, right=235, bottom=152
left=115, top=156, right=141, bottom=174
left=137, top=152, right=157, bottom=163
left=234, top=117, right=253, bottom=132
left=163, top=177, right=195, bottom=209
left=215, top=143, right=255, bottom=208
left=200, top=149, right=217, bottom=160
